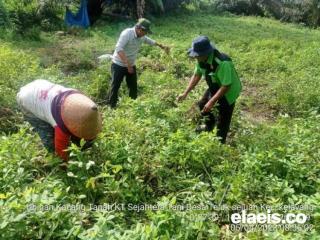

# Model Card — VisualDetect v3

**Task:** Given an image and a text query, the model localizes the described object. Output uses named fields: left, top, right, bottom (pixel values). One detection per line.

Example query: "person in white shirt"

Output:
left=17, top=79, right=102, bottom=162
left=106, top=18, right=170, bottom=108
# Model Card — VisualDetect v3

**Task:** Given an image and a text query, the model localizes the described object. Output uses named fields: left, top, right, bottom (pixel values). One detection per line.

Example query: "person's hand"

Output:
left=176, top=92, right=187, bottom=102
left=128, top=65, right=134, bottom=74
left=158, top=43, right=170, bottom=54
left=202, top=100, right=215, bottom=113
left=163, top=45, right=170, bottom=54
left=59, top=162, right=68, bottom=171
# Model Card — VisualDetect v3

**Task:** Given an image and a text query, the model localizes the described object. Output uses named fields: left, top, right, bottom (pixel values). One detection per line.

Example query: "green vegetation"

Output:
left=0, top=9, right=320, bottom=239
left=212, top=0, right=320, bottom=27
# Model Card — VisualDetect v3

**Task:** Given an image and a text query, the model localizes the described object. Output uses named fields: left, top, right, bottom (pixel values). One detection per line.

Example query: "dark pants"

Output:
left=24, top=114, right=55, bottom=152
left=198, top=87, right=235, bottom=144
left=107, top=63, right=138, bottom=108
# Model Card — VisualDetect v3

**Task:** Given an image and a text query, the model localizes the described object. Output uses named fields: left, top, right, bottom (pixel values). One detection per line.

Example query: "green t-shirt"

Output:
left=194, top=53, right=242, bottom=105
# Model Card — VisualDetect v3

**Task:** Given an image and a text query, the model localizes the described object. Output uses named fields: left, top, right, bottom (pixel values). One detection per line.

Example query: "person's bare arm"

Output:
left=177, top=74, right=202, bottom=102
left=202, top=86, right=230, bottom=113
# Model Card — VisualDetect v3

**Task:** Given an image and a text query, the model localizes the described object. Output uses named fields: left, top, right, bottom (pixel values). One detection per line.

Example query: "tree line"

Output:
left=0, top=0, right=319, bottom=37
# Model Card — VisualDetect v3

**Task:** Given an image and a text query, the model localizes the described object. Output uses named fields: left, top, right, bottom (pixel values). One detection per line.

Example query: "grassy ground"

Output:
left=0, top=10, right=320, bottom=239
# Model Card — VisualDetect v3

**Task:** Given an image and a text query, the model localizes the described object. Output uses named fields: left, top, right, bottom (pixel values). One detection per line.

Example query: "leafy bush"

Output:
left=281, top=0, right=320, bottom=27
left=0, top=1, right=9, bottom=27
left=212, top=0, right=320, bottom=27
left=104, top=0, right=196, bottom=18
left=0, top=44, right=40, bottom=109
left=3, top=0, right=40, bottom=35
left=1, top=0, right=65, bottom=36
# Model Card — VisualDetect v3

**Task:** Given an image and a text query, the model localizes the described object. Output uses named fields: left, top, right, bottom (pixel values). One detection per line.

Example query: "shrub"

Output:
left=212, top=0, right=320, bottom=27
left=0, top=1, right=8, bottom=27
left=0, top=44, right=40, bottom=109
left=2, top=0, right=65, bottom=35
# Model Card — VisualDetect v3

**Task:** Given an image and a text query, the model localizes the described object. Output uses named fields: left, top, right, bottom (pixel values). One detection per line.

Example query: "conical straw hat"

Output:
left=61, top=93, right=102, bottom=140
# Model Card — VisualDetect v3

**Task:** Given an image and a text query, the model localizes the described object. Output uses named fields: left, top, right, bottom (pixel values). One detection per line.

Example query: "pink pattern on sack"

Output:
left=39, top=90, right=49, bottom=100
left=39, top=85, right=55, bottom=100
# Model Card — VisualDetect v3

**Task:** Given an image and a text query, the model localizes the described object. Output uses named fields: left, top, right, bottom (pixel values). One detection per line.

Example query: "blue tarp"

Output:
left=65, top=0, right=90, bottom=28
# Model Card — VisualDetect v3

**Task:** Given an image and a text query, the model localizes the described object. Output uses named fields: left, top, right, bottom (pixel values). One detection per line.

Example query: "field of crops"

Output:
left=0, top=9, right=320, bottom=239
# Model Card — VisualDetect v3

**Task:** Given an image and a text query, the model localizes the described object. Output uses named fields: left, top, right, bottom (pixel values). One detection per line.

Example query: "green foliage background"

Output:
left=211, top=0, right=320, bottom=27
left=0, top=7, right=320, bottom=240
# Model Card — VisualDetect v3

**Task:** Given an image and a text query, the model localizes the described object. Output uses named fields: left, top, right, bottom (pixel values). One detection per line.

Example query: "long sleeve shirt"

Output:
left=112, top=27, right=156, bottom=67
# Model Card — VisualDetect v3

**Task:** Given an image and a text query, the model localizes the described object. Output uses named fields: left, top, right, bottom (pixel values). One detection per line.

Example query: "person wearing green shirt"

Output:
left=177, top=36, right=241, bottom=143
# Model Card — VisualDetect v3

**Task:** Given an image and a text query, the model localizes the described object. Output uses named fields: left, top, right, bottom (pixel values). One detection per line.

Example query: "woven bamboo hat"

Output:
left=61, top=93, right=102, bottom=140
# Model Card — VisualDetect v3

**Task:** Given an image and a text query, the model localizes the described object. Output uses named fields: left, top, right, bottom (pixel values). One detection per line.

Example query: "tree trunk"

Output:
left=137, top=0, right=145, bottom=18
